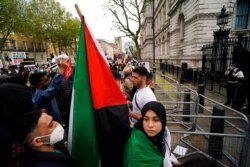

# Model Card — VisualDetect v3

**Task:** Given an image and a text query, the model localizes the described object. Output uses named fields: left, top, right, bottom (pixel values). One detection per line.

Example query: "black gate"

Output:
left=201, top=35, right=250, bottom=93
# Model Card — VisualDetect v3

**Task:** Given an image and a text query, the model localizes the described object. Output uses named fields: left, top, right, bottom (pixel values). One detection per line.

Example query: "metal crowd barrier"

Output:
left=154, top=73, right=249, bottom=167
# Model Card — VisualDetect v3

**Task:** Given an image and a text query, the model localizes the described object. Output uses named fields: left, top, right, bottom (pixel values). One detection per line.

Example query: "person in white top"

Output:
left=129, top=66, right=157, bottom=122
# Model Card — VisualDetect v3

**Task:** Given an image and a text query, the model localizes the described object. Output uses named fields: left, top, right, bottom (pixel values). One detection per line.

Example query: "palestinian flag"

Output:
left=64, top=59, right=73, bottom=80
left=48, top=64, right=59, bottom=73
left=68, top=15, right=130, bottom=167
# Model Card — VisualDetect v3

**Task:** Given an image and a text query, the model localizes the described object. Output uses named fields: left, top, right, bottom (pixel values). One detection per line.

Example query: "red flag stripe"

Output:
left=81, top=16, right=127, bottom=109
left=64, top=59, right=73, bottom=80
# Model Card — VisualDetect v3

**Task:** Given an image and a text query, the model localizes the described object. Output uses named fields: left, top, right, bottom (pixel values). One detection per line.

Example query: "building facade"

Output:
left=97, top=37, right=123, bottom=60
left=140, top=0, right=250, bottom=68
left=140, top=4, right=153, bottom=60
left=0, top=33, right=47, bottom=67
left=0, top=32, right=80, bottom=67
left=50, top=43, right=78, bottom=64
left=97, top=39, right=115, bottom=59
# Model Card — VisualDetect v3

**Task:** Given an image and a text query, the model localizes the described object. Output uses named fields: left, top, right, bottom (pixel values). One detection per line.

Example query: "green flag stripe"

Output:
left=71, top=23, right=99, bottom=167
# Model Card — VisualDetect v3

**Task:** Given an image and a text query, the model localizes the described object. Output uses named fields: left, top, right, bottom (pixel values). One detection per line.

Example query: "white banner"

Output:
left=12, top=52, right=26, bottom=64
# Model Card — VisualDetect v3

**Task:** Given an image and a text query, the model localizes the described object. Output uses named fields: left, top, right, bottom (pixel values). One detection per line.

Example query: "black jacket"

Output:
left=0, top=83, right=34, bottom=167
left=24, top=149, right=75, bottom=167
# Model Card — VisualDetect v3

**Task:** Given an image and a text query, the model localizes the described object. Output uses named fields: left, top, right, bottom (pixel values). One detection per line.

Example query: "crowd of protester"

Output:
left=0, top=55, right=219, bottom=167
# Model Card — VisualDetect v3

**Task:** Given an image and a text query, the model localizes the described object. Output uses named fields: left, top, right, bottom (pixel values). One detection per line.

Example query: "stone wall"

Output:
left=140, top=0, right=247, bottom=68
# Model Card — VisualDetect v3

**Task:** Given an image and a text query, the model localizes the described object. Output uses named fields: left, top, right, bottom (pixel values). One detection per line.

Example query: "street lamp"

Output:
left=152, top=0, right=156, bottom=74
left=214, top=6, right=231, bottom=72
left=216, top=5, right=230, bottom=30
left=199, top=6, right=231, bottom=109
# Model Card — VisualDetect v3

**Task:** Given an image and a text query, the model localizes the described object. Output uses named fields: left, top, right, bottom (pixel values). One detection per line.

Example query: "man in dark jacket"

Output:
left=55, top=77, right=72, bottom=134
left=10, top=111, right=75, bottom=167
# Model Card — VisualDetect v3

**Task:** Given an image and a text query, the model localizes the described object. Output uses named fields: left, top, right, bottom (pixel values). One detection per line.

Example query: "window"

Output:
left=13, top=40, right=17, bottom=50
left=167, top=32, right=170, bottom=55
left=38, top=43, right=42, bottom=50
left=31, top=42, right=36, bottom=50
left=162, top=36, right=165, bottom=55
left=22, top=41, right=27, bottom=50
left=235, top=0, right=250, bottom=29
left=179, top=14, right=185, bottom=41
left=160, top=9, right=162, bottom=21
left=40, top=43, right=44, bottom=50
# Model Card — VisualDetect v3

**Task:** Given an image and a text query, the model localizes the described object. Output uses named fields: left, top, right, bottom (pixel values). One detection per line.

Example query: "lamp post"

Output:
left=152, top=0, right=156, bottom=74
left=202, top=6, right=230, bottom=86
left=214, top=5, right=230, bottom=73
left=214, top=5, right=230, bottom=44
left=207, top=6, right=230, bottom=91
left=216, top=5, right=230, bottom=30
left=198, top=6, right=230, bottom=112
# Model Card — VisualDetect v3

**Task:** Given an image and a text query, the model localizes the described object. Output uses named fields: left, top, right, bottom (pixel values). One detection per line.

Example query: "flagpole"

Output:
left=74, top=4, right=83, bottom=19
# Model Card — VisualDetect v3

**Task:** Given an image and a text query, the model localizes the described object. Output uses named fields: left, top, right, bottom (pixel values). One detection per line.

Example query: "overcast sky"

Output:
left=56, top=0, right=120, bottom=42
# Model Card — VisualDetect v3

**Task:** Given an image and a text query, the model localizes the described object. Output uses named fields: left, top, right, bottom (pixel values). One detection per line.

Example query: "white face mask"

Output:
left=35, top=124, right=64, bottom=145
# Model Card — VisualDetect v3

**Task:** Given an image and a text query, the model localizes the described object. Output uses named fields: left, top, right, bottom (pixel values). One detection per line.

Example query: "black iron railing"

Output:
left=201, top=35, right=250, bottom=93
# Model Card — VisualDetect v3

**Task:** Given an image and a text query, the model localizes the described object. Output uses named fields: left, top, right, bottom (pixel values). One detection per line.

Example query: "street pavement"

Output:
left=155, top=70, right=226, bottom=104
left=154, top=70, right=250, bottom=167
left=155, top=70, right=250, bottom=117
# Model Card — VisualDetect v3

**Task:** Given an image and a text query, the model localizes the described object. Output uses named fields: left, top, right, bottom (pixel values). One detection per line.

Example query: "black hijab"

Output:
left=134, top=101, right=167, bottom=155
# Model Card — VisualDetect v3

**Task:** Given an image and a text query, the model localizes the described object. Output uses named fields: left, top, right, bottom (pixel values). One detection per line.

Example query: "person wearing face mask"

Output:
left=9, top=111, right=75, bottom=167
left=124, top=101, right=179, bottom=167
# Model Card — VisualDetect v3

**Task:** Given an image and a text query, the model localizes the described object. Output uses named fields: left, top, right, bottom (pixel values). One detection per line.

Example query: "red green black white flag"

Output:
left=68, top=15, right=130, bottom=167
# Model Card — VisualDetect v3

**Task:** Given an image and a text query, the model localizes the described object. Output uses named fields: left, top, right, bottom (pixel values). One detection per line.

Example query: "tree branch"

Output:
left=104, top=0, right=147, bottom=59
left=109, top=8, right=135, bottom=37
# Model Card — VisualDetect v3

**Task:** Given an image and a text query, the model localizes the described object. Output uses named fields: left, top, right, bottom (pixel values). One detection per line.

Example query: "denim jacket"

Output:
left=32, top=74, right=63, bottom=123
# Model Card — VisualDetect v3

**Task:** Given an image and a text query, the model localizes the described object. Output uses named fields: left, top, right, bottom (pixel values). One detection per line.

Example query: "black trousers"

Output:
left=232, top=83, right=245, bottom=111
left=246, top=80, right=250, bottom=113
left=226, top=82, right=236, bottom=104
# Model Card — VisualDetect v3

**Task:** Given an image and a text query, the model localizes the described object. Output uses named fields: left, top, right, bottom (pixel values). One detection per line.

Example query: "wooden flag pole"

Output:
left=74, top=4, right=83, bottom=19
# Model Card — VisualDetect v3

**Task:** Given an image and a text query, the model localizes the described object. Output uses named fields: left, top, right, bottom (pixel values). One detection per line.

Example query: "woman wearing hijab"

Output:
left=124, top=101, right=179, bottom=167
